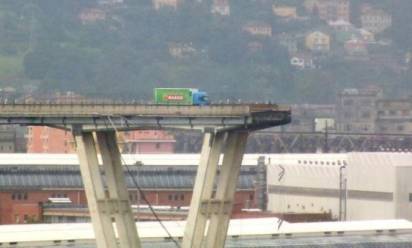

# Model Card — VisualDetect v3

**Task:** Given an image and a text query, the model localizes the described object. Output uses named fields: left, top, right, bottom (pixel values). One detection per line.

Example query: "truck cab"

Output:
left=192, top=90, right=209, bottom=106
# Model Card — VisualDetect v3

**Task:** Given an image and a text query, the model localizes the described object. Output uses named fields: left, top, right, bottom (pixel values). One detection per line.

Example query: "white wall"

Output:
left=395, top=166, right=412, bottom=220
left=267, top=152, right=412, bottom=221
left=347, top=199, right=394, bottom=220
left=267, top=153, right=344, bottom=219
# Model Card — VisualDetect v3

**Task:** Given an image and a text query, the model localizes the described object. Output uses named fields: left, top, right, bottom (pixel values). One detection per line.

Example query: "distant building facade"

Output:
left=267, top=153, right=412, bottom=221
left=78, top=8, right=106, bottom=24
left=336, top=87, right=383, bottom=133
left=123, top=130, right=175, bottom=154
left=152, top=0, right=181, bottom=10
left=272, top=5, right=297, bottom=19
left=278, top=33, right=299, bottom=54
left=361, top=5, right=392, bottom=34
left=344, top=38, right=368, bottom=56
left=211, top=0, right=230, bottom=16
left=281, top=104, right=335, bottom=132
left=26, top=127, right=74, bottom=154
left=305, top=31, right=331, bottom=52
left=168, top=42, right=196, bottom=58
left=0, top=163, right=257, bottom=224
left=308, top=0, right=350, bottom=22
left=0, top=126, right=17, bottom=153
left=243, top=22, right=272, bottom=37
left=290, top=54, right=314, bottom=69
left=376, top=98, right=412, bottom=134
left=328, top=19, right=352, bottom=32
left=26, top=128, right=174, bottom=154
left=98, top=0, right=123, bottom=5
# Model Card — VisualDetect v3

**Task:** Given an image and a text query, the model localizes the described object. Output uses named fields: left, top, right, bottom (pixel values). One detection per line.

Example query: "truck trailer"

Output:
left=154, top=88, right=209, bottom=105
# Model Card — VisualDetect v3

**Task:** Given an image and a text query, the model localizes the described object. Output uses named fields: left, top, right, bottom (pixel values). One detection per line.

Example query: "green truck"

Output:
left=154, top=88, right=209, bottom=105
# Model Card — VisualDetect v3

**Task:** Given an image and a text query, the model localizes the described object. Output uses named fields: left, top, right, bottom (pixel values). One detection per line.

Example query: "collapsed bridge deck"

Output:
left=0, top=103, right=291, bottom=131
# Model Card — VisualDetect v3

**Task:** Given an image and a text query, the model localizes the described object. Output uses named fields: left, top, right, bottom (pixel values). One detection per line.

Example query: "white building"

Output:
left=211, top=0, right=230, bottom=16
left=267, top=153, right=412, bottom=221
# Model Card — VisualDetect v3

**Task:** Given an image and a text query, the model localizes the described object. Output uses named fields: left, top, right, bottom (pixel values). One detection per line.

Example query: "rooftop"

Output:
left=1, top=218, right=412, bottom=247
left=0, top=165, right=256, bottom=190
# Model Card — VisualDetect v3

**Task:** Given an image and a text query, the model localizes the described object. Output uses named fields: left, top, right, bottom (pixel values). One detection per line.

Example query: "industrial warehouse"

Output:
left=1, top=153, right=412, bottom=224
left=1, top=153, right=412, bottom=247
left=0, top=154, right=261, bottom=225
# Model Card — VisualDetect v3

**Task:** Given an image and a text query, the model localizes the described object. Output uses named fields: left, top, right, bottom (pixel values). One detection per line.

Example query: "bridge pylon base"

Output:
left=182, top=131, right=249, bottom=248
left=73, top=127, right=141, bottom=248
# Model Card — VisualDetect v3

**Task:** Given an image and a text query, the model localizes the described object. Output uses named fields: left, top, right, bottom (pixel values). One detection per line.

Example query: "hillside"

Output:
left=0, top=0, right=410, bottom=103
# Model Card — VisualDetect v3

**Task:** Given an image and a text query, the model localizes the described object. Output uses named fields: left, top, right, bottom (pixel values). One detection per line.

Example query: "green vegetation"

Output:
left=0, top=0, right=407, bottom=103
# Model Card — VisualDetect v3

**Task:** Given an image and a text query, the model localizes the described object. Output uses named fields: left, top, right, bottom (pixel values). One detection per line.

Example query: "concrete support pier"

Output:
left=73, top=127, right=141, bottom=248
left=182, top=131, right=249, bottom=248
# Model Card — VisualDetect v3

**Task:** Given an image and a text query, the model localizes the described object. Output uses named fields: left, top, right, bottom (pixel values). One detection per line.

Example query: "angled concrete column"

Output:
left=182, top=132, right=225, bottom=248
left=96, top=131, right=141, bottom=248
left=73, top=129, right=118, bottom=248
left=205, top=131, right=249, bottom=248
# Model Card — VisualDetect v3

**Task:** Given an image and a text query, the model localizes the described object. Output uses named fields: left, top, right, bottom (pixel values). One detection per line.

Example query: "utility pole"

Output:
left=324, top=120, right=329, bottom=153
left=339, top=163, right=347, bottom=221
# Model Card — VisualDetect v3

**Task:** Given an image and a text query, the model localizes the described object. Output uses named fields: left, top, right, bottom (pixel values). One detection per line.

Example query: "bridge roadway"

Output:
left=0, top=103, right=291, bottom=248
left=0, top=103, right=290, bottom=131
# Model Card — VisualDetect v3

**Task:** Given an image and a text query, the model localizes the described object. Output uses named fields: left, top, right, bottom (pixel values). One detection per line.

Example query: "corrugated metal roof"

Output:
left=0, top=166, right=256, bottom=190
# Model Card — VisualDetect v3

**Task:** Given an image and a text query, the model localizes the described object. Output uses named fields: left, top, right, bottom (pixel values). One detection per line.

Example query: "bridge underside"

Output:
left=0, top=103, right=290, bottom=132
left=0, top=103, right=291, bottom=248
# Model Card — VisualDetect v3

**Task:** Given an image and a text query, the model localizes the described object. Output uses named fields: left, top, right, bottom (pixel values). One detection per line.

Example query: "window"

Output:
left=168, top=195, right=172, bottom=201
left=180, top=195, right=184, bottom=201
left=362, top=112, right=371, bottom=118
left=409, top=193, right=412, bottom=202
left=343, top=99, right=354, bottom=106
left=362, top=99, right=372, bottom=106
left=174, top=194, right=178, bottom=201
